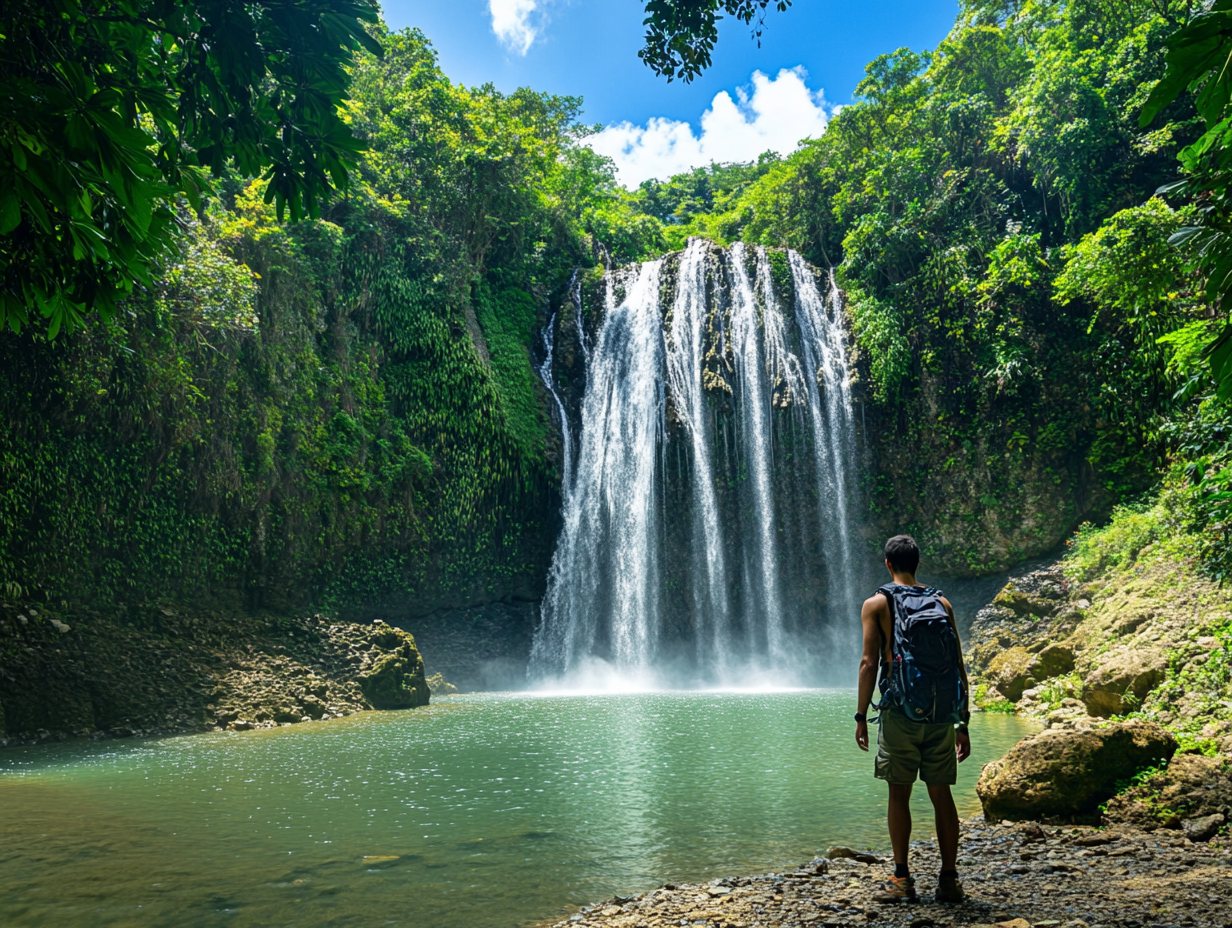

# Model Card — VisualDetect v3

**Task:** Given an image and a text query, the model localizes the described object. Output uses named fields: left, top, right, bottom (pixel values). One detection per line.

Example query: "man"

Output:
left=854, top=534, right=971, bottom=903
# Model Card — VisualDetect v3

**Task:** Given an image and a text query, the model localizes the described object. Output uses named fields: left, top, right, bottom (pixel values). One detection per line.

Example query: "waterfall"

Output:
left=664, top=240, right=731, bottom=669
left=535, top=274, right=578, bottom=498
left=530, top=261, right=666, bottom=677
left=728, top=243, right=787, bottom=662
left=531, top=243, right=863, bottom=687
left=791, top=258, right=860, bottom=624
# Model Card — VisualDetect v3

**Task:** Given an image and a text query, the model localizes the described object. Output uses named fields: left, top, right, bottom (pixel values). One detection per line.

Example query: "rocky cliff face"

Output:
left=966, top=551, right=1232, bottom=832
left=969, top=560, right=1232, bottom=751
left=0, top=604, right=428, bottom=744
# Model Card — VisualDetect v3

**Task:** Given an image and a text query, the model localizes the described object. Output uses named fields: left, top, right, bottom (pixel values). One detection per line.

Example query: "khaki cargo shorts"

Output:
left=874, top=708, right=957, bottom=786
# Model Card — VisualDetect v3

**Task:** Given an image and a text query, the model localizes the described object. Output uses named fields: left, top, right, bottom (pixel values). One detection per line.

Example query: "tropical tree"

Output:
left=1141, top=0, right=1232, bottom=402
left=0, top=0, right=381, bottom=336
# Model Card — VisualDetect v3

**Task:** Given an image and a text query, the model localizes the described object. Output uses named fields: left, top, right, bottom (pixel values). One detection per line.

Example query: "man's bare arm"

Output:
left=855, top=595, right=883, bottom=752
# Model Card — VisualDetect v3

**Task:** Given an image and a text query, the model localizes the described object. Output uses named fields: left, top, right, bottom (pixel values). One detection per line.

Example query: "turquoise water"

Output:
left=0, top=691, right=1035, bottom=927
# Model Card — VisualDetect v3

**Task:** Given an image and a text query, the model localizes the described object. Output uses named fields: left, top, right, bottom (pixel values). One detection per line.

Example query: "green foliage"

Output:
left=551, top=144, right=668, bottom=264
left=847, top=287, right=912, bottom=403
left=0, top=26, right=599, bottom=616
left=0, top=0, right=382, bottom=338
left=156, top=221, right=260, bottom=332
left=1030, top=672, right=1084, bottom=712
left=638, top=1, right=793, bottom=83
left=1140, top=0, right=1232, bottom=402
left=973, top=682, right=1016, bottom=712
left=633, top=155, right=780, bottom=226
left=1149, top=616, right=1232, bottom=747
left=474, top=285, right=548, bottom=462
left=1054, top=199, right=1193, bottom=364
left=1064, top=503, right=1165, bottom=582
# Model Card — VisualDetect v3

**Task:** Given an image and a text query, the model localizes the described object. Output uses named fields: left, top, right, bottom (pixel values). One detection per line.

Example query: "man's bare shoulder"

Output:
left=862, top=591, right=889, bottom=614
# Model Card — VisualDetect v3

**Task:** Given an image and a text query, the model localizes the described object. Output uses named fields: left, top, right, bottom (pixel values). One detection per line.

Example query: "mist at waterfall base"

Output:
left=531, top=241, right=877, bottom=692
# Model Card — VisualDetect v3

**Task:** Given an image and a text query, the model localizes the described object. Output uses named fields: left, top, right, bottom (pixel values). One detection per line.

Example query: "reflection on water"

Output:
left=0, top=691, right=1036, bottom=928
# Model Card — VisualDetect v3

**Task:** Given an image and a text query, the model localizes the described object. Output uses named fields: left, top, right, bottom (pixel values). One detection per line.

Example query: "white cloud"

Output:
left=489, top=0, right=542, bottom=55
left=589, top=68, right=831, bottom=188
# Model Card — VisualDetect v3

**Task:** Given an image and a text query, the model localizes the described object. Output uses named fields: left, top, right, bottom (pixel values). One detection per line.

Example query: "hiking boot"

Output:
left=874, top=875, right=918, bottom=903
left=935, top=873, right=965, bottom=903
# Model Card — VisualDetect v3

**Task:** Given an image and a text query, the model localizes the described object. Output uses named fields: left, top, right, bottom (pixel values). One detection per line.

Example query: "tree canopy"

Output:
left=0, top=0, right=381, bottom=337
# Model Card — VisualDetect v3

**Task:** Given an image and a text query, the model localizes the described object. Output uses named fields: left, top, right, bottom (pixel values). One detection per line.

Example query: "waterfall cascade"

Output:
left=530, top=240, right=866, bottom=687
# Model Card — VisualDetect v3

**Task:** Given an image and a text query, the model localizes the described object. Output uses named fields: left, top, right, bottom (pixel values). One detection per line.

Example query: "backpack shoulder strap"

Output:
left=874, top=584, right=901, bottom=665
left=876, top=583, right=900, bottom=603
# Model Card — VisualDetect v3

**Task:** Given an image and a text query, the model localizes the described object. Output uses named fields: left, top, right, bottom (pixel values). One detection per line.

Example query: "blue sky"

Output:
left=380, top=1, right=960, bottom=185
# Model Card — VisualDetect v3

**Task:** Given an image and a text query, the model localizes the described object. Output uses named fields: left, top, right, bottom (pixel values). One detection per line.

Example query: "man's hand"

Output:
left=856, top=719, right=870, bottom=752
left=956, top=728, right=971, bottom=762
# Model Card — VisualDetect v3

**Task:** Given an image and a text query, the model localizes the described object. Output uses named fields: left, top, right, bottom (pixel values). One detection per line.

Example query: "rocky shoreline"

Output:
left=0, top=603, right=433, bottom=746
left=544, top=552, right=1232, bottom=928
left=544, top=818, right=1232, bottom=928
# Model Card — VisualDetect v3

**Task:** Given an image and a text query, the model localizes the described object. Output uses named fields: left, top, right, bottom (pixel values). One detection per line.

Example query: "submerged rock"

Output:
left=976, top=719, right=1177, bottom=821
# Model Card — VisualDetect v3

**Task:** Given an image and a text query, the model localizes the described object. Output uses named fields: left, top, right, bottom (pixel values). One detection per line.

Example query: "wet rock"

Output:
left=273, top=705, right=303, bottom=723
left=976, top=719, right=1177, bottom=821
left=358, top=627, right=428, bottom=710
left=994, top=589, right=1060, bottom=618
left=826, top=846, right=880, bottom=864
left=1035, top=642, right=1075, bottom=677
left=426, top=672, right=459, bottom=695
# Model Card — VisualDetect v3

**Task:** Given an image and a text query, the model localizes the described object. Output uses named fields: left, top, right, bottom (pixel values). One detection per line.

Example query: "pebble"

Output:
left=544, top=819, right=1232, bottom=928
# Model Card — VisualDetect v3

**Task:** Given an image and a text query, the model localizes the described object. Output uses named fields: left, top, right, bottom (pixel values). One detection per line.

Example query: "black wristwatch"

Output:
left=854, top=712, right=867, bottom=723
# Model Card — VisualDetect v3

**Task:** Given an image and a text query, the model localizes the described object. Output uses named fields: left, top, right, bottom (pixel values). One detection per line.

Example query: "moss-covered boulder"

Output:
left=1102, top=753, right=1232, bottom=832
left=426, top=672, right=458, bottom=695
left=994, top=588, right=1061, bottom=619
left=986, top=647, right=1041, bottom=702
left=976, top=719, right=1177, bottom=822
left=1082, top=647, right=1167, bottom=717
left=1035, top=642, right=1076, bottom=678
left=358, top=625, right=429, bottom=710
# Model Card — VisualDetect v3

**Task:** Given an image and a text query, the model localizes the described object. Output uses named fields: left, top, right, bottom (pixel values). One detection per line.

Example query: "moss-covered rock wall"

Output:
left=0, top=201, right=559, bottom=636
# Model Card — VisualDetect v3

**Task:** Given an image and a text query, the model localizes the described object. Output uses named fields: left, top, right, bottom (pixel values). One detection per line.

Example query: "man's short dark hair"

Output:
left=884, top=534, right=920, bottom=574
